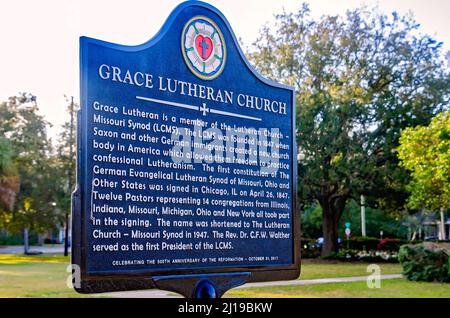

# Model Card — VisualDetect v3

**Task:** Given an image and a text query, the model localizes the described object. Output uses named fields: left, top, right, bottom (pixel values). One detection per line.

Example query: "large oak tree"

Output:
left=249, top=5, right=449, bottom=255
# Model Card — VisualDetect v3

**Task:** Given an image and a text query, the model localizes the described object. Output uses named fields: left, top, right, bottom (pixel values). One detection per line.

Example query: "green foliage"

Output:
left=250, top=4, right=449, bottom=255
left=300, top=204, right=322, bottom=238
left=378, top=238, right=404, bottom=252
left=339, top=200, right=408, bottom=239
left=301, top=236, right=408, bottom=260
left=301, top=200, right=408, bottom=239
left=0, top=234, right=22, bottom=245
left=345, top=236, right=409, bottom=252
left=398, top=243, right=450, bottom=282
left=0, top=137, right=15, bottom=178
left=0, top=137, right=19, bottom=211
left=322, top=249, right=359, bottom=261
left=323, top=250, right=399, bottom=263
left=0, top=94, right=62, bottom=234
left=347, top=237, right=381, bottom=251
left=300, top=238, right=321, bottom=258
left=54, top=99, right=77, bottom=219
left=0, top=233, right=38, bottom=246
left=398, top=111, right=450, bottom=211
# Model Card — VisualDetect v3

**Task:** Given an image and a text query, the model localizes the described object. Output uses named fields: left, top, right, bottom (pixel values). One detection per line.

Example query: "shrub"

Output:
left=323, top=249, right=398, bottom=263
left=357, top=254, right=398, bottom=263
left=377, top=238, right=402, bottom=251
left=345, top=236, right=409, bottom=252
left=300, top=238, right=321, bottom=258
left=0, top=233, right=38, bottom=246
left=0, top=234, right=23, bottom=245
left=398, top=243, right=450, bottom=283
left=322, top=249, right=359, bottom=261
left=347, top=236, right=380, bottom=251
left=44, top=238, right=59, bottom=244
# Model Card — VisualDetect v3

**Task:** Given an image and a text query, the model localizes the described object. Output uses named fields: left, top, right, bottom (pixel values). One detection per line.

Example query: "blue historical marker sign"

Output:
left=72, top=0, right=299, bottom=295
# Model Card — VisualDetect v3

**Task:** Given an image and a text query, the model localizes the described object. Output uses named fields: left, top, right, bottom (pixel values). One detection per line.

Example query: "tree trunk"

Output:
left=64, top=212, right=69, bottom=256
left=320, top=196, right=347, bottom=257
left=321, top=211, right=339, bottom=257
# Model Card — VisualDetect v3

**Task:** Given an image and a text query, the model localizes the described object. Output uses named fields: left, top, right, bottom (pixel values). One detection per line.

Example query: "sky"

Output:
left=1, top=0, right=449, bottom=139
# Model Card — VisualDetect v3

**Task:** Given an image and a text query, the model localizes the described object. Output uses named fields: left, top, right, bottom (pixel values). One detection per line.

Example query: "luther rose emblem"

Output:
left=182, top=16, right=226, bottom=80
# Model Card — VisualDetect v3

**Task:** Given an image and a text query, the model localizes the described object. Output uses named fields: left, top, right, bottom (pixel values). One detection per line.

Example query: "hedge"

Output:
left=0, top=234, right=23, bottom=246
left=0, top=234, right=39, bottom=246
left=301, top=238, right=321, bottom=258
left=300, top=238, right=450, bottom=259
left=345, top=237, right=411, bottom=251
left=398, top=242, right=450, bottom=283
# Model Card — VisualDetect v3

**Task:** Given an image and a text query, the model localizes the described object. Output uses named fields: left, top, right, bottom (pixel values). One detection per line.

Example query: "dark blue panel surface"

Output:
left=76, top=1, right=297, bottom=276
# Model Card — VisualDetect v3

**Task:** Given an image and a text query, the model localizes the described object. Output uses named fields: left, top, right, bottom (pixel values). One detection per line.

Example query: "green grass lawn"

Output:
left=0, top=254, right=90, bottom=298
left=298, top=259, right=402, bottom=280
left=225, top=279, right=450, bottom=298
left=0, top=254, right=448, bottom=298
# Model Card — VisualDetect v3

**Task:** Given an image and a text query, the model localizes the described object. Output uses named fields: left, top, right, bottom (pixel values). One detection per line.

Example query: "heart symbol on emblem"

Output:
left=195, top=35, right=213, bottom=61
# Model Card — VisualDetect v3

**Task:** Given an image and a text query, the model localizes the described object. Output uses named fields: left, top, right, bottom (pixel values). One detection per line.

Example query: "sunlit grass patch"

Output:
left=0, top=254, right=69, bottom=265
left=298, top=260, right=402, bottom=280
left=0, top=254, right=86, bottom=297
left=225, top=279, right=450, bottom=298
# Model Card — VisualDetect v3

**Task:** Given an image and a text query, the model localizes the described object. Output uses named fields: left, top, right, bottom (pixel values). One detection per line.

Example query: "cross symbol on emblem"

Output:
left=200, top=103, right=209, bottom=116
left=200, top=38, right=210, bottom=60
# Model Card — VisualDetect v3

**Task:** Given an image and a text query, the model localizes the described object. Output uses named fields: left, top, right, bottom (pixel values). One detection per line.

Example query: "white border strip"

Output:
left=209, top=108, right=261, bottom=122
left=136, top=96, right=199, bottom=111
left=136, top=96, right=261, bottom=122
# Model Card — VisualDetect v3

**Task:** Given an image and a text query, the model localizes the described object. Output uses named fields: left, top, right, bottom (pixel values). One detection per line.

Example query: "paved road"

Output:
left=99, top=274, right=403, bottom=298
left=0, top=245, right=65, bottom=254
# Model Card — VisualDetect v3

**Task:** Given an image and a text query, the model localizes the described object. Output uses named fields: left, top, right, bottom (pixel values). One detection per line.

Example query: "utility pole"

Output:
left=23, top=228, right=29, bottom=255
left=361, top=195, right=366, bottom=237
left=439, top=208, right=446, bottom=241
left=64, top=96, right=74, bottom=257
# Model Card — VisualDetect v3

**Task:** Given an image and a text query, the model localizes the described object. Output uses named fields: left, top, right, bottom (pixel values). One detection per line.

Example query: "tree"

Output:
left=0, top=137, right=19, bottom=211
left=0, top=94, right=62, bottom=246
left=300, top=204, right=323, bottom=238
left=398, top=111, right=450, bottom=239
left=55, top=96, right=77, bottom=256
left=339, top=199, right=408, bottom=239
left=249, top=5, right=450, bottom=255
